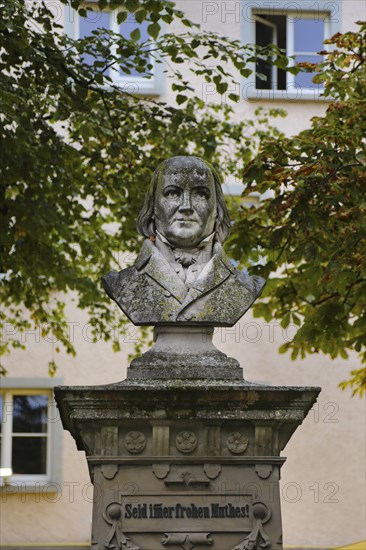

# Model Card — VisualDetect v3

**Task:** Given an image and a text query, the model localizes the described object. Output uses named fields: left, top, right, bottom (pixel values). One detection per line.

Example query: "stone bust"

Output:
left=102, top=156, right=265, bottom=326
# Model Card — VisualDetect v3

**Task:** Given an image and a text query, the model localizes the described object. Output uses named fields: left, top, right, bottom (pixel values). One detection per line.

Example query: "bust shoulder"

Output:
left=101, top=265, right=137, bottom=301
left=234, top=266, right=266, bottom=296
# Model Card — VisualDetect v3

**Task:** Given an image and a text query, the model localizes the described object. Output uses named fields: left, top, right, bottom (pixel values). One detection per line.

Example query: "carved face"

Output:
left=154, top=158, right=217, bottom=249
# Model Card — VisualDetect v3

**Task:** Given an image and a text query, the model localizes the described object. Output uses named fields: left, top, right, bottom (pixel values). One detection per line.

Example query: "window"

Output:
left=242, top=1, right=341, bottom=100
left=64, top=4, right=163, bottom=95
left=0, top=379, right=62, bottom=490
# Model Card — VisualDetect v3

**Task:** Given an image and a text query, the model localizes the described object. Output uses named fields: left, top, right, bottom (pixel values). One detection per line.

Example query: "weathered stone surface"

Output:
left=127, top=326, right=243, bottom=380
left=56, top=157, right=321, bottom=548
left=54, top=382, right=319, bottom=453
left=128, top=352, right=242, bottom=379
left=102, top=156, right=265, bottom=327
left=103, top=239, right=265, bottom=326
left=54, top=382, right=320, bottom=550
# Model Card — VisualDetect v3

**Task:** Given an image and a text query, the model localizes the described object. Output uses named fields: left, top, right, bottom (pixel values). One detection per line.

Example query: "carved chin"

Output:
left=174, top=226, right=198, bottom=237
left=169, top=227, right=202, bottom=246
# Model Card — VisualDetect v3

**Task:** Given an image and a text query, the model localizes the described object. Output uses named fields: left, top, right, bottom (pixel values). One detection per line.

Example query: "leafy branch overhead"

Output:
left=1, top=0, right=365, bottom=395
left=0, top=0, right=287, bottom=371
left=227, top=23, right=366, bottom=396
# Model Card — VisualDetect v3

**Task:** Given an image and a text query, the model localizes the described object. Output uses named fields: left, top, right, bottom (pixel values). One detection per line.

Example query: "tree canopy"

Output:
left=1, top=0, right=365, bottom=395
left=228, top=24, right=366, bottom=396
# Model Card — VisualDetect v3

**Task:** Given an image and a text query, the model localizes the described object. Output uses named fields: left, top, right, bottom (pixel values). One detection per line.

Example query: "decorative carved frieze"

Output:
left=101, top=427, right=118, bottom=456
left=231, top=502, right=271, bottom=550
left=254, top=426, right=272, bottom=456
left=203, top=463, right=221, bottom=479
left=101, top=464, right=118, bottom=480
left=124, top=431, right=146, bottom=454
left=153, top=425, right=170, bottom=456
left=175, top=431, right=197, bottom=454
left=255, top=464, right=272, bottom=480
left=227, top=431, right=249, bottom=454
left=162, top=532, right=213, bottom=549
left=164, top=467, right=211, bottom=488
left=103, top=503, right=140, bottom=550
left=204, top=426, right=221, bottom=456
left=55, top=382, right=320, bottom=550
left=152, top=463, right=170, bottom=479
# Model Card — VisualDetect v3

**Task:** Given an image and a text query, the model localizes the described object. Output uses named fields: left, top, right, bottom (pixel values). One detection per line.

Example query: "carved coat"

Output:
left=102, top=239, right=265, bottom=326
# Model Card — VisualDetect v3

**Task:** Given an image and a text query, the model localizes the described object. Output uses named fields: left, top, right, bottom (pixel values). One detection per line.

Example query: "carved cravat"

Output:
left=155, top=231, right=215, bottom=283
left=173, top=249, right=199, bottom=268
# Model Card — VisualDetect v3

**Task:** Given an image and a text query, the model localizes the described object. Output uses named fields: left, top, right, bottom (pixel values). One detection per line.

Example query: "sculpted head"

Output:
left=137, top=156, right=231, bottom=249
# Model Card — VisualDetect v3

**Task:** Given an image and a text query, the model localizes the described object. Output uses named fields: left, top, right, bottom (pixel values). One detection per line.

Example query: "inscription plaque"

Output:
left=101, top=491, right=273, bottom=549
left=119, top=494, right=252, bottom=531
left=90, top=457, right=281, bottom=550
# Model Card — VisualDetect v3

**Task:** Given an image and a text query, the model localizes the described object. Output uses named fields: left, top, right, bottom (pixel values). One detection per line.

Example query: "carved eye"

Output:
left=193, top=188, right=209, bottom=199
left=165, top=188, right=181, bottom=199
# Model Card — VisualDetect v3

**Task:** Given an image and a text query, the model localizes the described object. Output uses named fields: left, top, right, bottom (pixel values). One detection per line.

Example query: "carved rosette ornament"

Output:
left=176, top=431, right=197, bottom=454
left=124, top=431, right=146, bottom=454
left=226, top=432, right=249, bottom=454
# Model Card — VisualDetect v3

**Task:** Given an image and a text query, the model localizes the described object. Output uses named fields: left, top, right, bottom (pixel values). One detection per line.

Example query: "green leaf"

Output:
left=241, top=68, right=252, bottom=78
left=275, top=57, right=288, bottom=69
left=2, top=3, right=365, bottom=396
left=279, top=343, right=290, bottom=354
left=117, top=10, right=128, bottom=24
left=125, top=0, right=139, bottom=12
left=280, top=312, right=291, bottom=329
left=176, top=94, right=188, bottom=105
left=147, top=22, right=160, bottom=39
left=135, top=8, right=148, bottom=23
left=216, top=82, right=228, bottom=95
left=130, top=28, right=141, bottom=41
left=48, top=360, right=57, bottom=377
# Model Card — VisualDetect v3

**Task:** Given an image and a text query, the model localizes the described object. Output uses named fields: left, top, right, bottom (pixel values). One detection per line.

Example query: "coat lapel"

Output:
left=179, top=247, right=233, bottom=311
left=135, top=240, right=187, bottom=304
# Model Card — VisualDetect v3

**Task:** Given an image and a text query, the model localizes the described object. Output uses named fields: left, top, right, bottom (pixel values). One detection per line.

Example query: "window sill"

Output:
left=1, top=480, right=59, bottom=493
left=244, top=88, right=332, bottom=102
left=107, top=76, right=163, bottom=96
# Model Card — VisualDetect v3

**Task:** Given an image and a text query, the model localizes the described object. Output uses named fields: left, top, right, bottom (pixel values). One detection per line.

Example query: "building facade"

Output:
left=1, top=1, right=365, bottom=548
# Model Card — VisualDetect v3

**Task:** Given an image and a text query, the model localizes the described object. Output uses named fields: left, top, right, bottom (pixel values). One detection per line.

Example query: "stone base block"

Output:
left=55, top=381, right=320, bottom=550
left=128, top=349, right=242, bottom=380
left=128, top=326, right=243, bottom=380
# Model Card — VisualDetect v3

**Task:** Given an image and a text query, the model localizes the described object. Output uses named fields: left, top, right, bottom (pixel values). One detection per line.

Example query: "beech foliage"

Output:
left=1, top=1, right=364, bottom=395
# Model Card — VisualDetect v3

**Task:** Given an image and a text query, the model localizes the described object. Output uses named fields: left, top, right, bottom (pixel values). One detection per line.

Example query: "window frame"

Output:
left=0, top=378, right=63, bottom=492
left=63, top=2, right=164, bottom=96
left=254, top=14, right=278, bottom=89
left=242, top=0, right=341, bottom=101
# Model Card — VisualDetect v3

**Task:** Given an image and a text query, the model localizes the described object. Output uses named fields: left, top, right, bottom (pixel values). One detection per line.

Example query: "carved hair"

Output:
left=136, top=156, right=231, bottom=244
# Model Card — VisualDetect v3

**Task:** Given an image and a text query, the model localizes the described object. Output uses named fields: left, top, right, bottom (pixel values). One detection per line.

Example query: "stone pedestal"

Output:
left=55, top=380, right=320, bottom=550
left=128, top=327, right=242, bottom=380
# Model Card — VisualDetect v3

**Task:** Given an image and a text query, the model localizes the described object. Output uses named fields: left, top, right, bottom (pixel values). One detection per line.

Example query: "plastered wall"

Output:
left=1, top=300, right=365, bottom=546
left=1, top=0, right=365, bottom=546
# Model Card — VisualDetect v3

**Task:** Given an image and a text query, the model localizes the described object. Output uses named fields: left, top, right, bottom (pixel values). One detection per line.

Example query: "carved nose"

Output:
left=179, top=192, right=193, bottom=212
